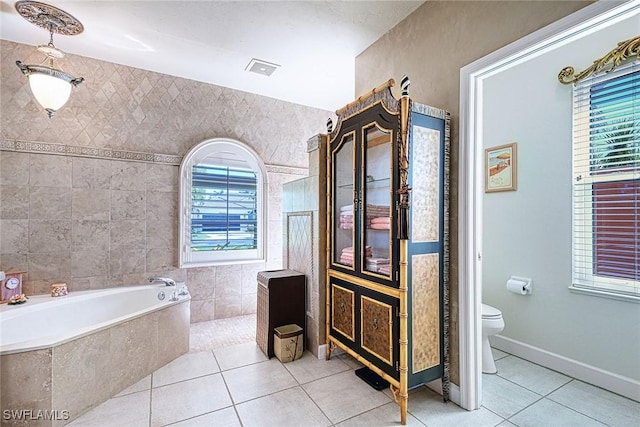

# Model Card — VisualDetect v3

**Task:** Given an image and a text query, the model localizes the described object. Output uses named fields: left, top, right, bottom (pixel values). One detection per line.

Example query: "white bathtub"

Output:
left=0, top=283, right=189, bottom=355
left=0, top=284, right=191, bottom=427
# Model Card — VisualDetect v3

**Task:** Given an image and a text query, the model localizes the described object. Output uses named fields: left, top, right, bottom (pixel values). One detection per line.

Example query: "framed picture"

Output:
left=485, top=143, right=517, bottom=192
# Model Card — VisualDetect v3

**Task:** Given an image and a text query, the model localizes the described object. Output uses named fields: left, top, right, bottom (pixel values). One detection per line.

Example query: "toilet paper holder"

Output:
left=507, top=276, right=533, bottom=295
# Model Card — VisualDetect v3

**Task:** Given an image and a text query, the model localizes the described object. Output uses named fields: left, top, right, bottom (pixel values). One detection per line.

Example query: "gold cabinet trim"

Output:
left=328, top=270, right=401, bottom=299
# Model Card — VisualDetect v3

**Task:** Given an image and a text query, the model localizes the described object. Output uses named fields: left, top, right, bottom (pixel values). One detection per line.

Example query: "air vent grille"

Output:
left=245, top=58, right=280, bottom=77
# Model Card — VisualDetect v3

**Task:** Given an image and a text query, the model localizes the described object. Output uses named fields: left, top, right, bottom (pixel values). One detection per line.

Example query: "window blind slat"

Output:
left=572, top=63, right=639, bottom=293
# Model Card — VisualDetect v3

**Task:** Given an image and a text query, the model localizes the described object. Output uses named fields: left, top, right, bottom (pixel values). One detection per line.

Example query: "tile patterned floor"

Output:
left=69, top=318, right=639, bottom=427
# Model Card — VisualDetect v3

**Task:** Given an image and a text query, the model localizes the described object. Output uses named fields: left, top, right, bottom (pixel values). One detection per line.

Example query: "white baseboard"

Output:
left=491, top=334, right=640, bottom=402
left=317, top=344, right=326, bottom=359
left=317, top=344, right=344, bottom=359
left=425, top=379, right=461, bottom=406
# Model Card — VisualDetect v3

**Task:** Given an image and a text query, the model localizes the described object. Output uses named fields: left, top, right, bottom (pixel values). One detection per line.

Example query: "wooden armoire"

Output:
left=325, top=77, right=450, bottom=424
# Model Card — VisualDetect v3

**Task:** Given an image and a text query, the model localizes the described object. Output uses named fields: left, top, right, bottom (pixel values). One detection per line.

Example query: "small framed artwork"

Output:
left=485, top=143, right=517, bottom=192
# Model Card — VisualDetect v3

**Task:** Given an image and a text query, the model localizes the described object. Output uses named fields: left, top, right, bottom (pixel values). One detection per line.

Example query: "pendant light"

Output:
left=14, top=1, right=84, bottom=118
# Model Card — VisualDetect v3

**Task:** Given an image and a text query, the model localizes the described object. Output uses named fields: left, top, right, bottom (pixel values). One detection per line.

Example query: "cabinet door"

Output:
left=331, top=131, right=356, bottom=271
left=329, top=277, right=357, bottom=352
left=360, top=287, right=399, bottom=380
left=361, top=123, right=394, bottom=280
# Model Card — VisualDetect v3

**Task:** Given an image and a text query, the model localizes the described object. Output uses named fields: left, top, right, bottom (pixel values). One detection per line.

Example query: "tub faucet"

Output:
left=149, top=277, right=176, bottom=287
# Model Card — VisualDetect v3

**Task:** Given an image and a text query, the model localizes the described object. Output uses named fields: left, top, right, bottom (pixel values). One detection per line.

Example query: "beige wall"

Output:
left=355, top=0, right=592, bottom=384
left=0, top=40, right=330, bottom=322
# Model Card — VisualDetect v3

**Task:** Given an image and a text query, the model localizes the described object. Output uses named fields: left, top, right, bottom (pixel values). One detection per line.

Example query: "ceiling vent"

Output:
left=245, top=58, right=280, bottom=77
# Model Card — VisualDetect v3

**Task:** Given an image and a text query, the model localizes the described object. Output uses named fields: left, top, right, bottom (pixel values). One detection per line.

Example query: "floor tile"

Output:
left=481, top=373, right=541, bottom=418
left=190, top=314, right=256, bottom=352
left=547, top=380, right=640, bottom=427
left=150, top=373, right=232, bottom=426
left=336, top=401, right=425, bottom=426
left=67, top=390, right=149, bottom=427
left=114, top=374, right=150, bottom=397
left=170, top=407, right=241, bottom=427
left=214, top=341, right=268, bottom=371
left=152, top=350, right=219, bottom=388
left=495, top=355, right=571, bottom=395
left=509, top=397, right=607, bottom=426
left=235, top=386, right=332, bottom=427
left=302, top=370, right=392, bottom=424
left=335, top=352, right=365, bottom=370
left=223, top=358, right=298, bottom=404
left=409, top=387, right=504, bottom=427
left=283, top=351, right=351, bottom=384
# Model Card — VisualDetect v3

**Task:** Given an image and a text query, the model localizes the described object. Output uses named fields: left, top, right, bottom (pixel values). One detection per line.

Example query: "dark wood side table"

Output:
left=256, top=269, right=306, bottom=358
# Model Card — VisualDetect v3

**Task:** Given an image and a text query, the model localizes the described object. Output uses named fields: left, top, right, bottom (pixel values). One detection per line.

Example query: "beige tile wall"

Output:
left=0, top=40, right=330, bottom=322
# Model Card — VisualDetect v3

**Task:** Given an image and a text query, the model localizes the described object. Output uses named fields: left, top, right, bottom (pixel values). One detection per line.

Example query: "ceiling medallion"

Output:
left=15, top=0, right=84, bottom=36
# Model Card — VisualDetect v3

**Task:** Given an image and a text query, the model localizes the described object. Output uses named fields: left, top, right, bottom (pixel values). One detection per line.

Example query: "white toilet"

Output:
left=481, top=303, right=505, bottom=374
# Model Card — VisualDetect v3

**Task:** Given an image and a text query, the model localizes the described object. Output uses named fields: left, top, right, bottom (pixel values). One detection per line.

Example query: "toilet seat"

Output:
left=482, top=303, right=502, bottom=319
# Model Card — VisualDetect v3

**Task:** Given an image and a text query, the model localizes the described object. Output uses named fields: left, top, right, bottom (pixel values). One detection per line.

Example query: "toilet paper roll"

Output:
left=507, top=278, right=528, bottom=295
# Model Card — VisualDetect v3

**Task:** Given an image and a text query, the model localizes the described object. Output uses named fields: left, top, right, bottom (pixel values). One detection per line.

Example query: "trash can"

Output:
left=274, top=324, right=303, bottom=363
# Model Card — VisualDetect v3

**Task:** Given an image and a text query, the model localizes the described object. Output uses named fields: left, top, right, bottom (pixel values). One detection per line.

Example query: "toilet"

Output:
left=481, top=303, right=505, bottom=374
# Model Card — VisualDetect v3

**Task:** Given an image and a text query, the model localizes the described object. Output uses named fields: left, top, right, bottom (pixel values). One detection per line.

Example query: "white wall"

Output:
left=482, top=14, right=639, bottom=381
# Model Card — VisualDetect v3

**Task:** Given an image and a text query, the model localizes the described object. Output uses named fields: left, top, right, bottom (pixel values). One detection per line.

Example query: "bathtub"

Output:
left=0, top=284, right=191, bottom=427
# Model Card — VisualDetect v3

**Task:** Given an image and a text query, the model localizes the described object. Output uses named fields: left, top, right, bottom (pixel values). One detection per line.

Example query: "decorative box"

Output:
left=51, top=283, right=68, bottom=297
left=274, top=324, right=303, bottom=363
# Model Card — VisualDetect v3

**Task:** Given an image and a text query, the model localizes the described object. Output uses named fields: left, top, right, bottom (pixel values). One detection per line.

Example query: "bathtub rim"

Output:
left=0, top=283, right=190, bottom=355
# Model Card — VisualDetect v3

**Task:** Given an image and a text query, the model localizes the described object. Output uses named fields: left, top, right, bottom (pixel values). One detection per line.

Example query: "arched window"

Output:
left=179, top=138, right=267, bottom=267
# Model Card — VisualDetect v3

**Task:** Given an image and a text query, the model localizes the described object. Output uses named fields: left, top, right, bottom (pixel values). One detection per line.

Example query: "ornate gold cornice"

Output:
left=558, top=35, right=639, bottom=85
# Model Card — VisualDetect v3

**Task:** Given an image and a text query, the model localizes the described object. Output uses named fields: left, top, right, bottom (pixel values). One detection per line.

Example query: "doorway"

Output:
left=458, top=0, right=638, bottom=410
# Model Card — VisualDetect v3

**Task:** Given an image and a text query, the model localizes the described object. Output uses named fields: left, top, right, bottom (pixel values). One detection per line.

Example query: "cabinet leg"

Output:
left=326, top=341, right=336, bottom=360
left=390, top=384, right=408, bottom=425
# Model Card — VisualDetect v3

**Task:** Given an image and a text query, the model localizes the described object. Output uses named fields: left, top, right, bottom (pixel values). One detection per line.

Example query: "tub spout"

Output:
left=148, top=277, right=176, bottom=287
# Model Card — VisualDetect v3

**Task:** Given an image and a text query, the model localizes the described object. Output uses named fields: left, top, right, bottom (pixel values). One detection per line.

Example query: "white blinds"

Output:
left=572, top=62, right=639, bottom=295
left=191, top=165, right=258, bottom=252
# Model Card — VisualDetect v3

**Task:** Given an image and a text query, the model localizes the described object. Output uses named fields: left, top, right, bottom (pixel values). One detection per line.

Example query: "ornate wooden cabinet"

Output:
left=325, top=77, right=450, bottom=424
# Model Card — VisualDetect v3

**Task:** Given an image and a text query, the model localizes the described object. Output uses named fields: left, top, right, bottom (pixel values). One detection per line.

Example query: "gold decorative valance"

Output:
left=558, top=35, right=639, bottom=85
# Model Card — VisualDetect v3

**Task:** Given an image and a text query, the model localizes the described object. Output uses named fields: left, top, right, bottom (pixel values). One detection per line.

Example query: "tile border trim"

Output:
left=0, top=138, right=307, bottom=175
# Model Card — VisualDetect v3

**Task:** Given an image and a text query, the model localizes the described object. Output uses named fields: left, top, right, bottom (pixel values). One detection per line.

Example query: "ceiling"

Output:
left=0, top=1, right=425, bottom=111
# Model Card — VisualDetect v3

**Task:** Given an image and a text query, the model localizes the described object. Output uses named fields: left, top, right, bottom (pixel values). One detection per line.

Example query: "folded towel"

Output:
left=370, top=217, right=391, bottom=224
left=370, top=223, right=390, bottom=230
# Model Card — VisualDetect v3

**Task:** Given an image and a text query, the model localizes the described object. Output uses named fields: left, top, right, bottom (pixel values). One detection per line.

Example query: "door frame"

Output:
left=457, top=0, right=639, bottom=410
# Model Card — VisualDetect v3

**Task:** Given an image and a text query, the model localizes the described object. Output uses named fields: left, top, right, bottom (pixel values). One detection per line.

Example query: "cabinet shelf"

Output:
left=338, top=177, right=390, bottom=189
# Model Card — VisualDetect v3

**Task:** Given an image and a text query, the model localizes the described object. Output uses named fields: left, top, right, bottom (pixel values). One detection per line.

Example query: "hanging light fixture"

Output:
left=14, top=1, right=84, bottom=118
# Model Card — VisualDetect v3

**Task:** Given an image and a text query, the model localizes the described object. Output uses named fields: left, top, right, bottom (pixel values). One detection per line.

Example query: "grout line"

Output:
left=477, top=405, right=507, bottom=425
left=148, top=373, right=153, bottom=427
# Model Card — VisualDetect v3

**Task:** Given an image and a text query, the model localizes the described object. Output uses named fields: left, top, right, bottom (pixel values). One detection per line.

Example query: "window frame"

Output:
left=179, top=138, right=267, bottom=267
left=570, top=62, right=639, bottom=301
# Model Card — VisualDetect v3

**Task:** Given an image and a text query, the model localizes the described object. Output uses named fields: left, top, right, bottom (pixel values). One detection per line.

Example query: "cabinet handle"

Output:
left=372, top=318, right=378, bottom=330
left=340, top=301, right=346, bottom=313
